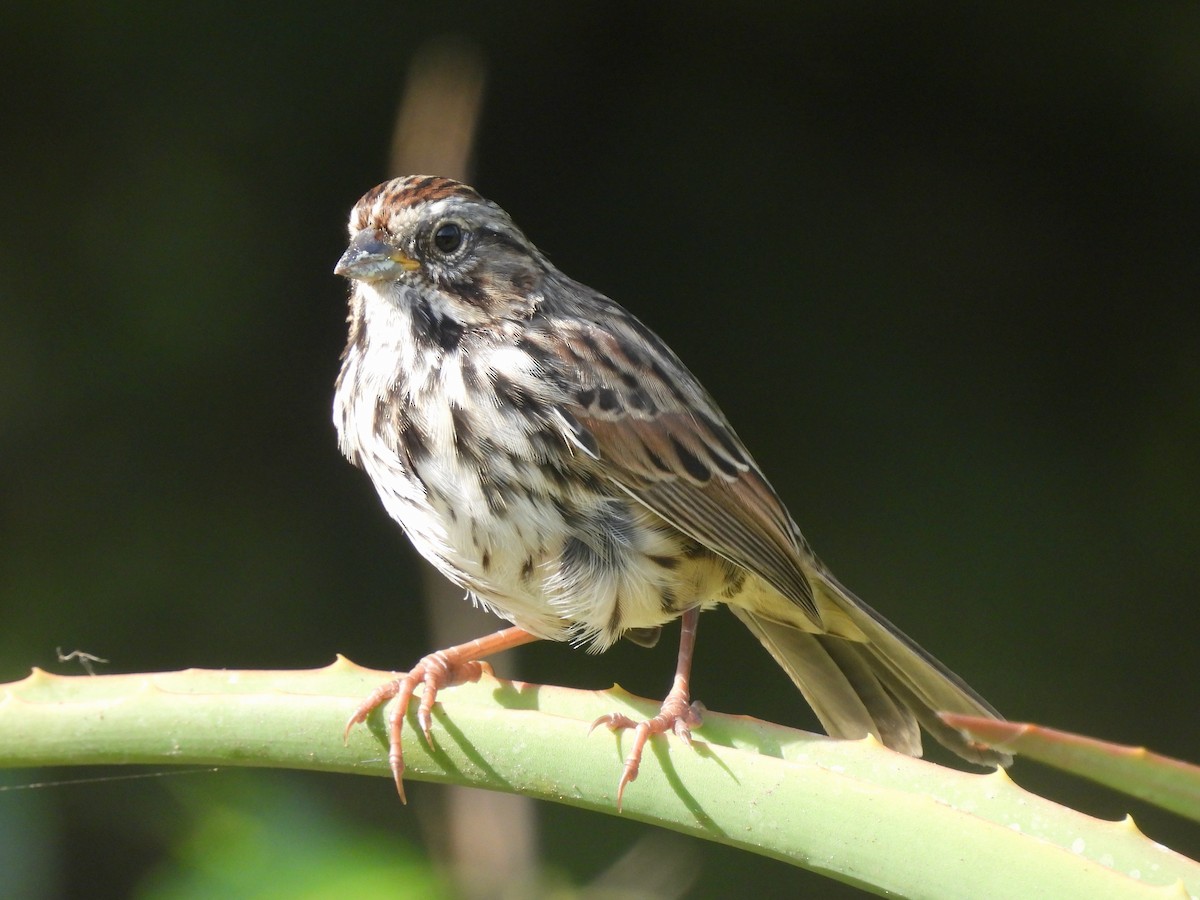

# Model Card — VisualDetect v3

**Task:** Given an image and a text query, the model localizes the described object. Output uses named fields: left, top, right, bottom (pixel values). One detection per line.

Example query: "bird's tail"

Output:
left=731, top=572, right=1011, bottom=767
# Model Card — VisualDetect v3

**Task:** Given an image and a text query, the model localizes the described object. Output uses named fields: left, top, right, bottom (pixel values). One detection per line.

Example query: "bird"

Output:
left=332, top=174, right=1010, bottom=804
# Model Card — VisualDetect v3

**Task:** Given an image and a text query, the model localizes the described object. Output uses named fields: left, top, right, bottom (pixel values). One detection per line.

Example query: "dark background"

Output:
left=3, top=3, right=1198, bottom=897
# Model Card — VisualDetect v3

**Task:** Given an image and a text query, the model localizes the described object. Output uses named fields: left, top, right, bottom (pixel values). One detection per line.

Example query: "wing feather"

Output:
left=534, top=318, right=822, bottom=625
left=522, top=294, right=1009, bottom=766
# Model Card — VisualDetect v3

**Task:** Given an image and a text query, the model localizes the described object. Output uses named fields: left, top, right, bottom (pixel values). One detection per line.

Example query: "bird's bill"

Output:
left=335, top=227, right=420, bottom=280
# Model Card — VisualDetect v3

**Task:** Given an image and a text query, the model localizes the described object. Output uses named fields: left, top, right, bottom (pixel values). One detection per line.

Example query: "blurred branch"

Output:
left=2, top=661, right=1197, bottom=898
left=390, top=36, right=485, bottom=182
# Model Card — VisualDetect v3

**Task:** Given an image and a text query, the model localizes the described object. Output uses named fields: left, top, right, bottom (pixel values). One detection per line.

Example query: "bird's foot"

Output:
left=344, top=626, right=538, bottom=802
left=344, top=651, right=493, bottom=802
left=591, top=685, right=704, bottom=809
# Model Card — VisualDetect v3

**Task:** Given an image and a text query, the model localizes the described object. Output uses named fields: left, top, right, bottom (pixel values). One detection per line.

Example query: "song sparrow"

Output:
left=334, top=175, right=1010, bottom=804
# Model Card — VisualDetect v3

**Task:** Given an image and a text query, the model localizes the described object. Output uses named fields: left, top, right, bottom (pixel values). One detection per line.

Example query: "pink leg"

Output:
left=345, top=626, right=540, bottom=802
left=592, top=607, right=704, bottom=808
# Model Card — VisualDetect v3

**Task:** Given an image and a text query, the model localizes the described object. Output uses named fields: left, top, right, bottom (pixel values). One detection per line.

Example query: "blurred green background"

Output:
left=3, top=2, right=1199, bottom=897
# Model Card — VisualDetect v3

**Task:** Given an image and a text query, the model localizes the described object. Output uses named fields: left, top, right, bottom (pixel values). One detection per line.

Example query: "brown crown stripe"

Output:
left=375, top=175, right=483, bottom=210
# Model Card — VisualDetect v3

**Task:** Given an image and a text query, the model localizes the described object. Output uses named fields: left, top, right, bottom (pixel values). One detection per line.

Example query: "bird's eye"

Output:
left=432, top=222, right=464, bottom=254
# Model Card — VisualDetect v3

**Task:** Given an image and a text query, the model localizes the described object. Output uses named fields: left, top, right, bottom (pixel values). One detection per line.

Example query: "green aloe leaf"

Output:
left=2, top=661, right=1197, bottom=898
left=942, top=713, right=1200, bottom=824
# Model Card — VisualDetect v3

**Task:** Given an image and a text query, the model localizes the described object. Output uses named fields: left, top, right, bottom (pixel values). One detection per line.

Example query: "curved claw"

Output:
left=589, top=712, right=637, bottom=736
left=341, top=658, right=463, bottom=804
left=589, top=608, right=706, bottom=810
left=595, top=697, right=705, bottom=810
left=344, top=678, right=402, bottom=743
left=342, top=627, right=537, bottom=805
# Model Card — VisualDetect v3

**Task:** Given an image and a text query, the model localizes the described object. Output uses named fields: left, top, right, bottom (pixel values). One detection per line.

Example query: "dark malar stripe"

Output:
left=411, top=296, right=464, bottom=351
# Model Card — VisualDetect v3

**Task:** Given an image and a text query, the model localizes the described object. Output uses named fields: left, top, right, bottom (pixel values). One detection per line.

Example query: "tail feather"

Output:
left=731, top=607, right=921, bottom=755
left=733, top=572, right=1012, bottom=767
left=858, top=655, right=1009, bottom=766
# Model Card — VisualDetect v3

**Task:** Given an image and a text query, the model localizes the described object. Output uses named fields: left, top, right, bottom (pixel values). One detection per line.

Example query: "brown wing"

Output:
left=527, top=310, right=1011, bottom=767
left=533, top=316, right=822, bottom=626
